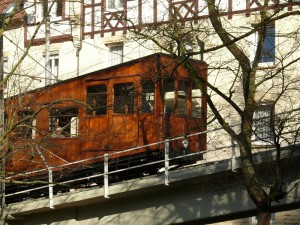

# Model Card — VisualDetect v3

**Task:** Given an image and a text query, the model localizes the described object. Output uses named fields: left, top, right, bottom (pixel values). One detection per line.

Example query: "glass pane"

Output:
left=49, top=108, right=78, bottom=137
left=259, top=25, right=275, bottom=63
left=253, top=104, right=273, bottom=141
left=142, top=81, right=154, bottom=113
left=113, top=83, right=134, bottom=114
left=18, top=111, right=35, bottom=139
left=178, top=80, right=189, bottom=115
left=56, top=0, right=62, bottom=17
left=192, top=83, right=202, bottom=117
left=70, top=117, right=79, bottom=137
left=110, top=46, right=123, bottom=66
left=86, top=85, right=107, bottom=115
left=164, top=79, right=175, bottom=114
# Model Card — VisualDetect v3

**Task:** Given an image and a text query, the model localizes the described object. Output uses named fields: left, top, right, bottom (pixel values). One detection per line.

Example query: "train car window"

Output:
left=192, top=83, right=202, bottom=117
left=164, top=79, right=175, bottom=114
left=86, top=85, right=107, bottom=115
left=17, top=111, right=36, bottom=139
left=178, top=80, right=189, bottom=115
left=113, top=82, right=134, bottom=114
left=142, top=81, right=154, bottom=113
left=49, top=108, right=78, bottom=138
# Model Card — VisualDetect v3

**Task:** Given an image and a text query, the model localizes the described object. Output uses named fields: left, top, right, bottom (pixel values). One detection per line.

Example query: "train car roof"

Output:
left=6, top=53, right=207, bottom=100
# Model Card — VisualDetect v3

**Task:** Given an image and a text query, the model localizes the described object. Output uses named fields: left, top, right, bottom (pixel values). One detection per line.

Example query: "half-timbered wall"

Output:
left=22, top=0, right=300, bottom=42
left=82, top=0, right=300, bottom=38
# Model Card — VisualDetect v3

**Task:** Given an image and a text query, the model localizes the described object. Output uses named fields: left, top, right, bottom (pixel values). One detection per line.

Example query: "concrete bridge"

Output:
left=3, top=146, right=300, bottom=225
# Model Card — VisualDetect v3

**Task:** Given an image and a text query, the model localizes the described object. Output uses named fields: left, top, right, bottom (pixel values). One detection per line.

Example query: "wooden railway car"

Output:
left=5, top=53, right=207, bottom=182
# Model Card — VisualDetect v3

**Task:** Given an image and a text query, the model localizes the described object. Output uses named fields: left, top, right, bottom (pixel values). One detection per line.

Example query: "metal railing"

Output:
left=7, top=123, right=293, bottom=209
left=5, top=130, right=211, bottom=208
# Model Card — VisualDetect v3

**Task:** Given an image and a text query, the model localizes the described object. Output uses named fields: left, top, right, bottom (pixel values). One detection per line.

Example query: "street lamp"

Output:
left=182, top=138, right=189, bottom=159
left=182, top=138, right=189, bottom=149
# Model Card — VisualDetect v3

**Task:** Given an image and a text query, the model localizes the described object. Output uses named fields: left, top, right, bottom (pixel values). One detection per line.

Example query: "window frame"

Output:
left=108, top=44, right=124, bottom=67
left=45, top=51, right=59, bottom=86
left=86, top=84, right=108, bottom=116
left=249, top=24, right=276, bottom=66
left=177, top=79, right=189, bottom=115
left=164, top=78, right=193, bottom=116
left=259, top=24, right=275, bottom=64
left=35, top=0, right=64, bottom=23
left=113, top=82, right=134, bottom=114
left=141, top=80, right=155, bottom=114
left=49, top=107, right=79, bottom=138
left=191, top=81, right=202, bottom=118
left=164, top=78, right=175, bottom=114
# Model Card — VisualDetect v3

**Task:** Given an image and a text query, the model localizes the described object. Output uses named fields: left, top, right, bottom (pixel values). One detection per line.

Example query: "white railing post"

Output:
left=231, top=138, right=237, bottom=172
left=165, top=139, right=169, bottom=186
left=49, top=168, right=54, bottom=209
left=104, top=154, right=109, bottom=198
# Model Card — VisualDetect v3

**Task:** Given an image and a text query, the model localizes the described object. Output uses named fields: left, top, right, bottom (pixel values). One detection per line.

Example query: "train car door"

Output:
left=82, top=81, right=110, bottom=153
left=109, top=77, right=139, bottom=153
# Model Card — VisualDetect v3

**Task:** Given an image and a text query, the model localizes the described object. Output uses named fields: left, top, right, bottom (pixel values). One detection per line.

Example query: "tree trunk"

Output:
left=238, top=143, right=271, bottom=225
left=257, top=207, right=271, bottom=225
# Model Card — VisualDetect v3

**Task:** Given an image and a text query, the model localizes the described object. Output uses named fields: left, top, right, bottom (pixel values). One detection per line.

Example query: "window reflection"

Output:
left=114, top=82, right=134, bottom=114
left=142, top=81, right=155, bottom=113
left=164, top=79, right=175, bottom=114
left=178, top=80, right=189, bottom=115
left=86, top=85, right=107, bottom=116
left=192, top=83, right=202, bottom=117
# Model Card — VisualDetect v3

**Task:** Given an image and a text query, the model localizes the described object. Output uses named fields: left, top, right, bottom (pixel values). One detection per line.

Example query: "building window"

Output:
left=86, top=85, right=107, bottom=116
left=49, top=108, right=79, bottom=138
left=53, top=0, right=63, bottom=18
left=250, top=24, right=275, bottom=64
left=259, top=25, right=275, bottom=63
left=45, top=52, right=59, bottom=86
left=109, top=45, right=123, bottom=66
left=253, top=103, right=274, bottom=143
left=113, top=82, right=134, bottom=114
left=35, top=0, right=63, bottom=22
left=107, top=0, right=123, bottom=10
left=141, top=80, right=154, bottom=113
left=18, top=111, right=36, bottom=139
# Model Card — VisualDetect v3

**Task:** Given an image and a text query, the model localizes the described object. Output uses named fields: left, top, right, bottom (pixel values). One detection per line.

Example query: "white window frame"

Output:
left=108, top=44, right=123, bottom=67
left=70, top=117, right=79, bottom=137
left=44, top=51, right=59, bottom=85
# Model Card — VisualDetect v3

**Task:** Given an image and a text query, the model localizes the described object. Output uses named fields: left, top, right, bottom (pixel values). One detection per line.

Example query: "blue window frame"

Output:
left=259, top=25, right=275, bottom=63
